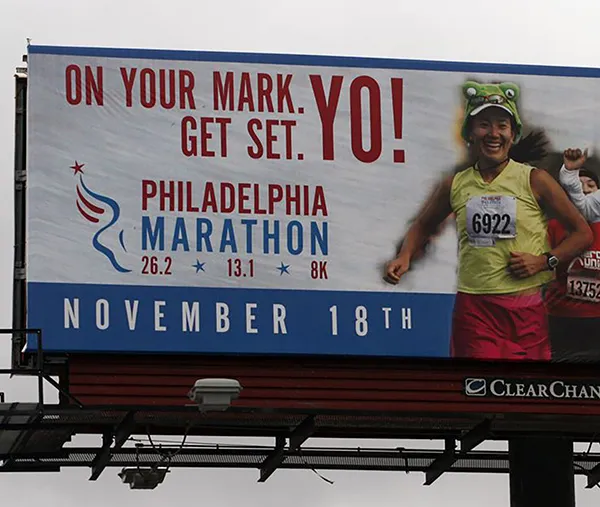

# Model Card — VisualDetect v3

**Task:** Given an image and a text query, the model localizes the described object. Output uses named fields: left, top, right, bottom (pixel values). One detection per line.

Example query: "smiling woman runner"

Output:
left=385, top=81, right=593, bottom=361
left=545, top=148, right=600, bottom=361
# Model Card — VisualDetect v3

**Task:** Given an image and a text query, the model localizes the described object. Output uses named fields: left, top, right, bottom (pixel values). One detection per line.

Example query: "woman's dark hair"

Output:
left=509, top=129, right=549, bottom=164
left=580, top=169, right=600, bottom=188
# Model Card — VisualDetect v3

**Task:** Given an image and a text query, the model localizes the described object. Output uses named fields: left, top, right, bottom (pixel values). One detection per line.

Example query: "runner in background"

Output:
left=385, top=81, right=593, bottom=361
left=546, top=148, right=600, bottom=361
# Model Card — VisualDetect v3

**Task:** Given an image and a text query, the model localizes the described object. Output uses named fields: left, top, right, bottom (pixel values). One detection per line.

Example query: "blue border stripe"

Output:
left=28, top=45, right=600, bottom=78
left=26, top=282, right=455, bottom=356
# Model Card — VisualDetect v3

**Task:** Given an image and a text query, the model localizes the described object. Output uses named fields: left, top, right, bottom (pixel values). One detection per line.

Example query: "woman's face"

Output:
left=580, top=175, right=599, bottom=195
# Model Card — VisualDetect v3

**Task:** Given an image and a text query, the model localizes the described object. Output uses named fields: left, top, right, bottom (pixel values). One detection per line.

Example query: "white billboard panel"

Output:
left=24, top=46, right=600, bottom=360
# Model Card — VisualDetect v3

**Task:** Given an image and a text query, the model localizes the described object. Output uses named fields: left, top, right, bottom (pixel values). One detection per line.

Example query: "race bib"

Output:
left=465, top=195, right=517, bottom=246
left=567, top=275, right=600, bottom=303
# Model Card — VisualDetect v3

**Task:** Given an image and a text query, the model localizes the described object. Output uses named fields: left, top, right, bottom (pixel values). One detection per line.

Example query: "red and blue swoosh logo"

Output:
left=72, top=161, right=131, bottom=273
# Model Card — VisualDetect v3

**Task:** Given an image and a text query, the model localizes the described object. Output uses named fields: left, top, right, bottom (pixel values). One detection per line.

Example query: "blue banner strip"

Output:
left=26, top=282, right=454, bottom=357
left=27, top=45, right=600, bottom=78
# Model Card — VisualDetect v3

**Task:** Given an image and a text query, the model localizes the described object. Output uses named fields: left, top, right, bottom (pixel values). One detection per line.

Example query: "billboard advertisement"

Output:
left=22, top=45, right=600, bottom=360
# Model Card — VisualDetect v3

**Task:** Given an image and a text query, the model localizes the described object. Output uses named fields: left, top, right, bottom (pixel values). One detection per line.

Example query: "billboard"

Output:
left=22, top=45, right=600, bottom=361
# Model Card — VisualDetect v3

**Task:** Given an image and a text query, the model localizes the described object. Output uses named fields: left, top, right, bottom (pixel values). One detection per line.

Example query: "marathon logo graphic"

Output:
left=463, top=377, right=600, bottom=400
left=71, top=161, right=131, bottom=273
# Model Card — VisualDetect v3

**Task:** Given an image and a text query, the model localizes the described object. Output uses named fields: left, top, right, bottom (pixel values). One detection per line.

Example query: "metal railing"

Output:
left=0, top=328, right=83, bottom=409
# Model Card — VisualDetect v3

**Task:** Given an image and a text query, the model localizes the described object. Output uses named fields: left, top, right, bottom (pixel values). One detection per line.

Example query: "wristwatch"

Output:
left=544, top=252, right=559, bottom=270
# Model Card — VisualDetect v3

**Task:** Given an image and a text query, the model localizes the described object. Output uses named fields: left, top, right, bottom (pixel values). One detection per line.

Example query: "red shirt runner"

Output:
left=545, top=218, right=600, bottom=318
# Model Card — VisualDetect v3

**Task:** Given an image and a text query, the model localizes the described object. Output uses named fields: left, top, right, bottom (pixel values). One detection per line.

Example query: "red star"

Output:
left=70, top=161, right=85, bottom=175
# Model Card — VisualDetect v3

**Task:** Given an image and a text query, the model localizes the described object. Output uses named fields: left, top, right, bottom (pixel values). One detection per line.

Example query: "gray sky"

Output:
left=2, top=0, right=600, bottom=504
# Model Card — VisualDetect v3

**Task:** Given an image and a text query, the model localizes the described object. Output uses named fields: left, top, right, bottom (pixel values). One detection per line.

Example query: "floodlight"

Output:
left=188, top=378, right=242, bottom=411
left=118, top=467, right=168, bottom=489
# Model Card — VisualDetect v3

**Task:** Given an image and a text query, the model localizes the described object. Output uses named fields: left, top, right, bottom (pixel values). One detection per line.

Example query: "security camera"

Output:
left=188, top=378, right=242, bottom=411
left=118, top=468, right=168, bottom=490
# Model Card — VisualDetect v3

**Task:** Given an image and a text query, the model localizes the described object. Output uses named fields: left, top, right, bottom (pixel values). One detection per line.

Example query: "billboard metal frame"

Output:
left=0, top=329, right=599, bottom=488
left=11, top=52, right=600, bottom=503
left=12, top=64, right=27, bottom=369
left=1, top=364, right=600, bottom=489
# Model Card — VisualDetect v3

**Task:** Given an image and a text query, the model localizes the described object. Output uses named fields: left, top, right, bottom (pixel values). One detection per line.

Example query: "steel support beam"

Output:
left=89, top=411, right=135, bottom=480
left=258, top=436, right=286, bottom=482
left=289, top=416, right=315, bottom=450
left=424, top=438, right=456, bottom=486
left=259, top=416, right=316, bottom=482
left=0, top=446, right=598, bottom=476
left=460, top=418, right=492, bottom=453
left=425, top=419, right=493, bottom=486
left=510, top=438, right=575, bottom=507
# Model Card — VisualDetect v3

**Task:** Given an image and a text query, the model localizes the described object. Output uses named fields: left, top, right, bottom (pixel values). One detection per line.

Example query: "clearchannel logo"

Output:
left=464, top=378, right=487, bottom=397
left=463, top=377, right=600, bottom=400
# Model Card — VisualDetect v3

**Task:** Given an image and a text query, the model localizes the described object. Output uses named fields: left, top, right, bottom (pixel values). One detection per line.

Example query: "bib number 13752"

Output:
left=567, top=276, right=600, bottom=302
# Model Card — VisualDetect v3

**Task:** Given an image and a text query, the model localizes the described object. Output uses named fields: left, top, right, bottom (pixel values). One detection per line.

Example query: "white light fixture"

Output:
left=188, top=378, right=242, bottom=412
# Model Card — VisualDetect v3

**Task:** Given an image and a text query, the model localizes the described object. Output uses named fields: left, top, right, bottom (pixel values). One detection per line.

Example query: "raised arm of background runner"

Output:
left=384, top=174, right=453, bottom=283
left=559, top=148, right=600, bottom=222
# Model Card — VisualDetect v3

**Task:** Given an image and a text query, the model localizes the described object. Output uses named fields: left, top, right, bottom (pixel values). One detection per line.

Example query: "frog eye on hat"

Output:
left=498, top=83, right=519, bottom=101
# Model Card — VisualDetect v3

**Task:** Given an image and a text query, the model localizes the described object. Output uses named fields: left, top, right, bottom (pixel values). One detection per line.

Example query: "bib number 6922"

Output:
left=471, top=212, right=512, bottom=235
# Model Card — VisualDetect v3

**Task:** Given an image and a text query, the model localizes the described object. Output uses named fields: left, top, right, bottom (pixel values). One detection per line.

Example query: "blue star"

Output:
left=277, top=262, right=290, bottom=275
left=193, top=260, right=206, bottom=273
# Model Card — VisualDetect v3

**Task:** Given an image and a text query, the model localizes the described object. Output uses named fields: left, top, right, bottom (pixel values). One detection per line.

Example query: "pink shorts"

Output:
left=450, top=291, right=550, bottom=361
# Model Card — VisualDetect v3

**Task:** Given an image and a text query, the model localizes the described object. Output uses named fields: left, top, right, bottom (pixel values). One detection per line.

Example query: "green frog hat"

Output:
left=460, top=81, right=523, bottom=143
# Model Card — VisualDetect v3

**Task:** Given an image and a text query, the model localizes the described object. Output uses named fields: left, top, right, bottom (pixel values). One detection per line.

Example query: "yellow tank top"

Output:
left=450, top=159, right=552, bottom=294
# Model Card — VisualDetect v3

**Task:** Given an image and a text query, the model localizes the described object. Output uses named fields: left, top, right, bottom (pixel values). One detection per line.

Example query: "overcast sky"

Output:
left=2, top=0, right=600, bottom=505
